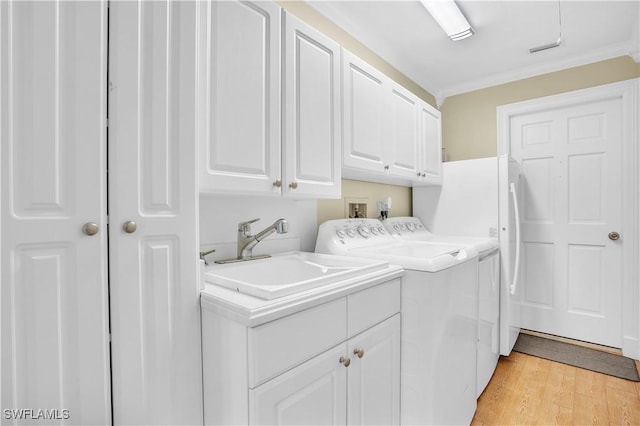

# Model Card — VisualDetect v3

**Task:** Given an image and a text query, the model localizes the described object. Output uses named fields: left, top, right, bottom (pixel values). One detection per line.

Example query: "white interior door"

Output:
left=510, top=97, right=623, bottom=347
left=1, top=1, right=111, bottom=423
left=108, top=2, right=202, bottom=424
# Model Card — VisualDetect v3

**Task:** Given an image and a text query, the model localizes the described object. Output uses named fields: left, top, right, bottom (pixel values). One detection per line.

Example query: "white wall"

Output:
left=199, top=196, right=319, bottom=261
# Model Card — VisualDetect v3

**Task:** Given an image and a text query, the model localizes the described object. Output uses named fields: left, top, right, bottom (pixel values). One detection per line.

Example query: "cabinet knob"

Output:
left=289, top=181, right=298, bottom=189
left=83, top=222, right=99, bottom=236
left=384, top=165, right=390, bottom=171
left=416, top=172, right=422, bottom=177
left=353, top=348, right=365, bottom=358
left=123, top=221, right=137, bottom=234
left=273, top=180, right=282, bottom=188
left=339, top=356, right=351, bottom=367
left=422, top=172, right=426, bottom=177
left=609, top=231, right=620, bottom=241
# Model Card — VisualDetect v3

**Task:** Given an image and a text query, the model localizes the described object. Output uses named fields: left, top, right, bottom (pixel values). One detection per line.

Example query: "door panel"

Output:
left=342, top=50, right=386, bottom=172
left=347, top=315, right=400, bottom=426
left=1, top=1, right=111, bottom=423
left=249, top=344, right=347, bottom=426
left=199, top=0, right=281, bottom=195
left=283, top=12, right=341, bottom=198
left=510, top=98, right=622, bottom=347
left=387, top=84, right=419, bottom=178
left=108, top=2, right=202, bottom=424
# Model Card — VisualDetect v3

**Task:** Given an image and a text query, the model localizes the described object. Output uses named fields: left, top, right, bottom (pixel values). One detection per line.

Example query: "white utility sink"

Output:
left=204, top=251, right=388, bottom=300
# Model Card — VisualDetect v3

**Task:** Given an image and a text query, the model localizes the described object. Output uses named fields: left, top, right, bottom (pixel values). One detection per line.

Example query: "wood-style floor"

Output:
left=472, top=351, right=640, bottom=425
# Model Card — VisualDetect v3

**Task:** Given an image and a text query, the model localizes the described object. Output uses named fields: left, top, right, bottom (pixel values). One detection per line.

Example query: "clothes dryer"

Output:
left=383, top=217, right=500, bottom=397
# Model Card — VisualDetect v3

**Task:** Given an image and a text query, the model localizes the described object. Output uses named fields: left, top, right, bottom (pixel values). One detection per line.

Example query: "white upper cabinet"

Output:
left=416, top=100, right=443, bottom=185
left=342, top=49, right=387, bottom=173
left=387, top=82, right=421, bottom=180
left=199, top=0, right=281, bottom=196
left=199, top=1, right=341, bottom=199
left=342, top=49, right=442, bottom=186
left=282, top=12, right=341, bottom=199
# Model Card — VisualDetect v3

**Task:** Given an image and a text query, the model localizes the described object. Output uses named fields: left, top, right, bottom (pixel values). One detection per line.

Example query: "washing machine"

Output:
left=315, top=219, right=479, bottom=426
left=383, top=217, right=500, bottom=397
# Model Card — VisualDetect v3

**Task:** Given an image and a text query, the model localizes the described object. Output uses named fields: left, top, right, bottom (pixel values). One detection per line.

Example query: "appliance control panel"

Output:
left=315, top=219, right=399, bottom=254
left=383, top=217, right=433, bottom=238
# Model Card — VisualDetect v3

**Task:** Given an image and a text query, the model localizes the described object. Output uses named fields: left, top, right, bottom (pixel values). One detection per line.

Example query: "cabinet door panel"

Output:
left=250, top=344, right=347, bottom=425
left=0, top=2, right=111, bottom=423
left=417, top=101, right=442, bottom=184
left=342, top=49, right=386, bottom=173
left=283, top=12, right=341, bottom=198
left=200, top=0, right=281, bottom=195
left=108, top=2, right=202, bottom=424
left=388, top=84, right=420, bottom=179
left=347, top=315, right=401, bottom=426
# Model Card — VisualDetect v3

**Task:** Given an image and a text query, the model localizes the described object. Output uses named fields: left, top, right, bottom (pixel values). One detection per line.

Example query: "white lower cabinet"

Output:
left=250, top=344, right=348, bottom=425
left=250, top=315, right=400, bottom=426
left=202, top=279, right=401, bottom=426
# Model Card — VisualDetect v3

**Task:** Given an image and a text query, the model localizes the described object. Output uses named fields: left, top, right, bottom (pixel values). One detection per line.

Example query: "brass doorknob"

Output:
left=608, top=231, right=620, bottom=241
left=83, top=222, right=99, bottom=236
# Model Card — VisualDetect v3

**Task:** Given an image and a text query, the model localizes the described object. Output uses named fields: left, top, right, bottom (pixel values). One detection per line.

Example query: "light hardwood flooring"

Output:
left=472, top=351, right=640, bottom=425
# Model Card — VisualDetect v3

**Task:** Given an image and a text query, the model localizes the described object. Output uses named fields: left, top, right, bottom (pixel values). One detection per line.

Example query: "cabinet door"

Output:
left=108, top=2, right=202, bottom=424
left=283, top=12, right=341, bottom=199
left=199, top=0, right=281, bottom=196
left=342, top=49, right=387, bottom=174
left=387, top=83, right=420, bottom=180
left=347, top=315, right=401, bottom=426
left=416, top=101, right=442, bottom=185
left=0, top=1, right=111, bottom=423
left=250, top=344, right=347, bottom=425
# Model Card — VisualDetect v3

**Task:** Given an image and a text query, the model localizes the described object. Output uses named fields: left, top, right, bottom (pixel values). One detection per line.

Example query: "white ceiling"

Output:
left=308, top=0, right=640, bottom=105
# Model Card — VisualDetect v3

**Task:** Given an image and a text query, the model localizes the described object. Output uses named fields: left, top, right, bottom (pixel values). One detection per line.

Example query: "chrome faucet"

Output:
left=216, top=218, right=289, bottom=264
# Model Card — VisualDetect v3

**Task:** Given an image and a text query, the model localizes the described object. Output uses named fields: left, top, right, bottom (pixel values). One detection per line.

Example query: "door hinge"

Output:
left=106, top=118, right=109, bottom=128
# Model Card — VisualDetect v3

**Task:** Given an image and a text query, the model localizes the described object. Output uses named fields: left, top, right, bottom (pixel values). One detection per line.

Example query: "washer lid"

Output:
left=349, top=242, right=478, bottom=272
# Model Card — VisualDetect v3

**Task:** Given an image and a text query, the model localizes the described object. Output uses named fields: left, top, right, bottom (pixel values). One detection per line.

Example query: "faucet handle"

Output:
left=238, top=218, right=260, bottom=233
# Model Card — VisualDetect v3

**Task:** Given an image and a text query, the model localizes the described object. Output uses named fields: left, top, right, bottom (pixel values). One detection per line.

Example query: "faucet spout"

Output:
left=238, top=218, right=289, bottom=260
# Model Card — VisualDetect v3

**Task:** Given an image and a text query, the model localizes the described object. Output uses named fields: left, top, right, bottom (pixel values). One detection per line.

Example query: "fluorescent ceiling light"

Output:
left=420, top=0, right=474, bottom=41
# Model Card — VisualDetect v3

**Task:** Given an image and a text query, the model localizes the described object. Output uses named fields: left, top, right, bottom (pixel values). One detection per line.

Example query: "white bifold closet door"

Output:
left=1, top=2, right=111, bottom=424
left=108, top=2, right=202, bottom=425
left=1, top=1, right=201, bottom=425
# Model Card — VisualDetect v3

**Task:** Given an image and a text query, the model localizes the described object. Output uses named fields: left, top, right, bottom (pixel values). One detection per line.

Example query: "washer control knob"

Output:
left=357, top=227, right=370, bottom=238
left=346, top=229, right=356, bottom=238
left=407, top=223, right=415, bottom=231
left=336, top=229, right=346, bottom=238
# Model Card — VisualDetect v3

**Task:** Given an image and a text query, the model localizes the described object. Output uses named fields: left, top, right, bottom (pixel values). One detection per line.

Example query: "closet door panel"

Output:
left=108, top=2, right=202, bottom=424
left=0, top=1, right=111, bottom=423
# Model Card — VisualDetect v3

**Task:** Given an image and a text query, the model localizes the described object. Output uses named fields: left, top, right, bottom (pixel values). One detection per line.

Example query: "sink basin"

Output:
left=204, top=252, right=388, bottom=300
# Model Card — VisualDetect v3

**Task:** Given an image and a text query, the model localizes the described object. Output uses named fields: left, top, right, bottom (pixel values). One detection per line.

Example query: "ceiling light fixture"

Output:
left=420, top=0, right=474, bottom=41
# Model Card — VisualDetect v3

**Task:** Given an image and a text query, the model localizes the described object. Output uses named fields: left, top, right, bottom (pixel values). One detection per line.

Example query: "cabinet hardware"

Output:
left=122, top=221, right=137, bottom=234
left=83, top=222, right=99, bottom=236
left=339, top=356, right=351, bottom=367
left=289, top=181, right=298, bottom=189
left=273, top=180, right=282, bottom=188
left=384, top=165, right=390, bottom=170
left=353, top=348, right=365, bottom=358
left=608, top=231, right=620, bottom=241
